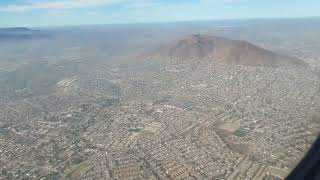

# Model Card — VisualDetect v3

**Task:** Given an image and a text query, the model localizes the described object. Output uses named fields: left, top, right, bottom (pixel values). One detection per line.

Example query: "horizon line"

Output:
left=1, top=16, right=320, bottom=29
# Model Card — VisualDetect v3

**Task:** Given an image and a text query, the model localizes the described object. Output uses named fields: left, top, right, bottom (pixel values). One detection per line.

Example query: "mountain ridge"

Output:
left=148, top=34, right=306, bottom=66
left=0, top=27, right=50, bottom=41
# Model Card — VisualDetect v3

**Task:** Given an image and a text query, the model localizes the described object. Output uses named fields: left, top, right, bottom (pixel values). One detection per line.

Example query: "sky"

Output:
left=0, top=0, right=319, bottom=27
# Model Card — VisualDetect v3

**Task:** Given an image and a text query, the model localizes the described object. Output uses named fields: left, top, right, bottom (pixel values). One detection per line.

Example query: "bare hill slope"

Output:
left=149, top=34, right=306, bottom=66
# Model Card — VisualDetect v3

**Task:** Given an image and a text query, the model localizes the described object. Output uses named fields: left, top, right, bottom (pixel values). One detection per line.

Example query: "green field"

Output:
left=233, top=128, right=250, bottom=137
left=129, top=128, right=142, bottom=132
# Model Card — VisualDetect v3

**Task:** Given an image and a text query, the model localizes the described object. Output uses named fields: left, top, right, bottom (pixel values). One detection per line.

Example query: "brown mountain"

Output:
left=149, top=34, right=306, bottom=66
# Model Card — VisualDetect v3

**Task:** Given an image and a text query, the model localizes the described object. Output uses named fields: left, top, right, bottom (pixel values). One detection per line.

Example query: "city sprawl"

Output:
left=0, top=19, right=320, bottom=180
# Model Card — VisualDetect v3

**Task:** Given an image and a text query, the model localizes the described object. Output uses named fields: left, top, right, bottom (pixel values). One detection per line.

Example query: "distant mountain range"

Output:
left=148, top=34, right=306, bottom=66
left=0, top=27, right=51, bottom=41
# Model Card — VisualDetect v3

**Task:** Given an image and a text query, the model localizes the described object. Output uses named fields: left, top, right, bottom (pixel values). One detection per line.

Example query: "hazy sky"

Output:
left=0, top=0, right=319, bottom=27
